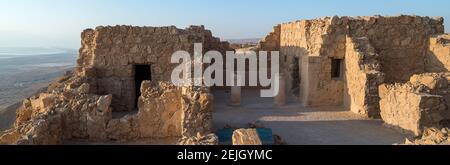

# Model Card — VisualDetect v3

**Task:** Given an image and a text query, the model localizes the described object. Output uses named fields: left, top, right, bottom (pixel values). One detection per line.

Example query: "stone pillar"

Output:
left=230, top=73, right=241, bottom=106
left=274, top=73, right=286, bottom=106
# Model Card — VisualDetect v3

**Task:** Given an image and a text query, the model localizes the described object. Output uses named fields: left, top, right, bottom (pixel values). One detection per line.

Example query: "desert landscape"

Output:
left=0, top=48, right=77, bottom=131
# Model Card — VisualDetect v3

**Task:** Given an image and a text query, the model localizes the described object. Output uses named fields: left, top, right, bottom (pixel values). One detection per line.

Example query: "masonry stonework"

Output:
left=258, top=15, right=447, bottom=119
left=344, top=37, right=384, bottom=118
left=426, top=34, right=450, bottom=72
left=379, top=73, right=450, bottom=136
left=0, top=25, right=229, bottom=145
left=77, top=25, right=230, bottom=112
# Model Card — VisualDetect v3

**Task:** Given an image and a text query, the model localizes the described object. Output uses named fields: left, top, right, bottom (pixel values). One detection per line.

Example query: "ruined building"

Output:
left=259, top=15, right=450, bottom=136
left=1, top=15, right=450, bottom=144
left=0, top=25, right=231, bottom=144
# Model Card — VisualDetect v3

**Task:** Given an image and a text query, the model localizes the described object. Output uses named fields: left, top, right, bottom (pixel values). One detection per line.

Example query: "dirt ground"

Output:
left=212, top=89, right=406, bottom=145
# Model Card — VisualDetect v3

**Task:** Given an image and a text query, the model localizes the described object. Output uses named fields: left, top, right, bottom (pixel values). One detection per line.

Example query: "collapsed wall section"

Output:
left=0, top=79, right=215, bottom=144
left=109, top=81, right=214, bottom=141
left=344, top=37, right=384, bottom=118
left=258, top=25, right=281, bottom=51
left=0, top=74, right=113, bottom=144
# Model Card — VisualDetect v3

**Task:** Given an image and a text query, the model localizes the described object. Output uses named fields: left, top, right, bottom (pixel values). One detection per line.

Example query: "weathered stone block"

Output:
left=380, top=73, right=450, bottom=136
left=232, top=128, right=262, bottom=145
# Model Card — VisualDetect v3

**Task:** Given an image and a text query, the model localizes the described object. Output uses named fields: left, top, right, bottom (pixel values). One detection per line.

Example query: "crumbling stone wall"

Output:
left=0, top=78, right=215, bottom=144
left=106, top=81, right=214, bottom=142
left=180, top=86, right=214, bottom=138
left=271, top=15, right=444, bottom=111
left=346, top=16, right=444, bottom=83
left=379, top=73, right=450, bottom=136
left=77, top=25, right=230, bottom=111
left=258, top=25, right=281, bottom=51
left=344, top=37, right=384, bottom=118
left=426, top=34, right=450, bottom=72
left=0, top=73, right=113, bottom=144
left=1, top=25, right=223, bottom=145
left=137, top=81, right=183, bottom=138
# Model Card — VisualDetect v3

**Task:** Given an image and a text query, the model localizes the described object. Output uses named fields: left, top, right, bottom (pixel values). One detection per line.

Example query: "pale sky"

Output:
left=0, top=0, right=449, bottom=48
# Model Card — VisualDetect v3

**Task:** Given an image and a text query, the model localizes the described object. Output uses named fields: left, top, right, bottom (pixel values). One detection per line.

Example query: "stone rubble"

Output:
left=405, top=127, right=450, bottom=145
left=2, top=15, right=450, bottom=145
left=232, top=128, right=263, bottom=145
left=177, top=133, right=219, bottom=145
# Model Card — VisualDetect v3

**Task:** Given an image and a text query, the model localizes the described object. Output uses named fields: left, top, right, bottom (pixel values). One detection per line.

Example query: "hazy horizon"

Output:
left=1, top=0, right=450, bottom=49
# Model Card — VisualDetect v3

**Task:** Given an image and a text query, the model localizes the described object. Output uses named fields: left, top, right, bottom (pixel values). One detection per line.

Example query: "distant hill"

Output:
left=225, top=38, right=261, bottom=45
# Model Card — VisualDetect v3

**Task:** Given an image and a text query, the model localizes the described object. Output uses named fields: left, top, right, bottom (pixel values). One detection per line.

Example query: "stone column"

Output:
left=274, top=73, right=286, bottom=106
left=230, top=73, right=241, bottom=106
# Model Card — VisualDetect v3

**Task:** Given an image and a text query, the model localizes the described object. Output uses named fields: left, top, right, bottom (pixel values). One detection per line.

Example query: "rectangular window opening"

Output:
left=331, top=59, right=342, bottom=79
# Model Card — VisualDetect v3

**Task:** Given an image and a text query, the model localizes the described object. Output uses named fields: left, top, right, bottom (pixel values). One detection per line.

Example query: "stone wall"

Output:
left=280, top=18, right=346, bottom=106
left=104, top=81, right=214, bottom=143
left=0, top=78, right=214, bottom=144
left=426, top=34, right=450, bottom=72
left=1, top=25, right=222, bottom=145
left=136, top=81, right=183, bottom=138
left=274, top=15, right=444, bottom=109
left=180, top=86, right=214, bottom=138
left=379, top=73, right=450, bottom=136
left=346, top=16, right=444, bottom=83
left=77, top=25, right=230, bottom=111
left=258, top=25, right=281, bottom=51
left=0, top=74, right=113, bottom=144
left=299, top=55, right=345, bottom=106
left=344, top=37, right=384, bottom=118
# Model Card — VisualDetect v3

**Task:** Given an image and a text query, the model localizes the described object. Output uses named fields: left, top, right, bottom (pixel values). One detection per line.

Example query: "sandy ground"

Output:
left=212, top=89, right=406, bottom=145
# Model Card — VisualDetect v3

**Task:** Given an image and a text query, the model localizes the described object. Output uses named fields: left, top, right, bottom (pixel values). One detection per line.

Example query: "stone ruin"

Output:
left=259, top=15, right=450, bottom=139
left=0, top=25, right=230, bottom=144
left=1, top=15, right=450, bottom=145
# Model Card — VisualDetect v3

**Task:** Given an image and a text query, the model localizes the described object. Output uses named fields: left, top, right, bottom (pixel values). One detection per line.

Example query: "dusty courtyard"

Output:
left=213, top=89, right=405, bottom=145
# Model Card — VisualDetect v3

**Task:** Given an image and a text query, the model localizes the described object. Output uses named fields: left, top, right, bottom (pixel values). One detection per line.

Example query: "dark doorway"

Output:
left=331, top=59, right=342, bottom=78
left=134, top=65, right=152, bottom=108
